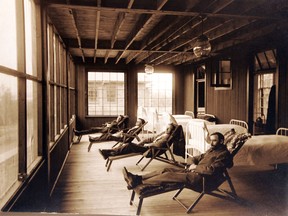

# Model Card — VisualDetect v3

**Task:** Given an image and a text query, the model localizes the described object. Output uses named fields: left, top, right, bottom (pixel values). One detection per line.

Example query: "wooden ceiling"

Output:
left=45, top=0, right=288, bottom=65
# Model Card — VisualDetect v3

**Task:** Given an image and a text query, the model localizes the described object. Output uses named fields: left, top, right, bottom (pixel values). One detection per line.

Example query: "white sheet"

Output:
left=234, top=135, right=288, bottom=166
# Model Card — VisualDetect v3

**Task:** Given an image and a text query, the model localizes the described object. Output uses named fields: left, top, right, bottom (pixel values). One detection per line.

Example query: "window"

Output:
left=0, top=0, right=18, bottom=70
left=211, top=59, right=232, bottom=89
left=25, top=0, right=38, bottom=76
left=196, top=65, right=206, bottom=114
left=254, top=73, right=274, bottom=123
left=88, top=72, right=125, bottom=116
left=0, top=74, right=19, bottom=205
left=26, top=80, right=40, bottom=171
left=138, top=72, right=173, bottom=114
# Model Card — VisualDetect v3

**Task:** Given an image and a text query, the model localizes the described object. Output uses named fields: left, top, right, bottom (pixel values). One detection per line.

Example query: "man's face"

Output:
left=209, top=134, right=221, bottom=148
left=116, top=115, right=122, bottom=122
left=136, top=119, right=143, bottom=126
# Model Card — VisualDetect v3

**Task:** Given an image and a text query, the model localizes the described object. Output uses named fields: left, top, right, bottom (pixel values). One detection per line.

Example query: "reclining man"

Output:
left=74, top=115, right=127, bottom=137
left=98, top=123, right=178, bottom=160
left=89, top=118, right=145, bottom=143
left=122, top=132, right=233, bottom=190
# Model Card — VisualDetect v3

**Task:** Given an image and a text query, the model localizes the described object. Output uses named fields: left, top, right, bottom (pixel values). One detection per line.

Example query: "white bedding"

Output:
left=234, top=135, right=288, bottom=166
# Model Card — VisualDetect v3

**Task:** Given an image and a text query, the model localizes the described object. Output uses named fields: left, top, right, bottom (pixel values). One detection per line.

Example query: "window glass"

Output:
left=138, top=73, right=172, bottom=114
left=24, top=0, right=37, bottom=76
left=88, top=72, right=125, bottom=116
left=0, top=73, right=19, bottom=203
left=254, top=73, right=274, bottom=123
left=0, top=0, right=18, bottom=69
left=254, top=50, right=276, bottom=71
left=26, top=80, right=40, bottom=171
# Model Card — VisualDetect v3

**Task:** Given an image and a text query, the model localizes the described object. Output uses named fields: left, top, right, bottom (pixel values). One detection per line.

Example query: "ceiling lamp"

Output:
left=193, top=16, right=211, bottom=58
left=145, top=64, right=154, bottom=74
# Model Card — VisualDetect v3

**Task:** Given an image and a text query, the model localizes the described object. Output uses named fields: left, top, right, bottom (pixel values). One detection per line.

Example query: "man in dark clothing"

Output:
left=122, top=132, right=233, bottom=190
left=98, top=123, right=178, bottom=160
left=89, top=118, right=145, bottom=143
left=74, top=115, right=127, bottom=136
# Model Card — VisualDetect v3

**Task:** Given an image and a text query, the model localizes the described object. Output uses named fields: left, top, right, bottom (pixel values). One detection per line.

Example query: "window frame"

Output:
left=86, top=70, right=126, bottom=117
left=137, top=72, right=173, bottom=115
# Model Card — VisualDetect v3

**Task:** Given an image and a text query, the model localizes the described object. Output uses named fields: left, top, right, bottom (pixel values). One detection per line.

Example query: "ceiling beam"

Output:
left=93, top=0, right=101, bottom=63
left=66, top=0, right=85, bottom=62
left=134, top=0, right=235, bottom=64
left=149, top=0, right=275, bottom=65
left=171, top=21, right=282, bottom=65
left=104, top=0, right=135, bottom=64
left=46, top=3, right=278, bottom=20
left=115, top=0, right=168, bottom=64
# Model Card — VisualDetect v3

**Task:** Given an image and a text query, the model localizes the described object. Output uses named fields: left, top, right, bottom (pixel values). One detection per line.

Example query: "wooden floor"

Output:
left=41, top=135, right=288, bottom=216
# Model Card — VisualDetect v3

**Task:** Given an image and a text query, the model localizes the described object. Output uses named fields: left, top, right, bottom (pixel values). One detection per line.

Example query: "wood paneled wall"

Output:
left=205, top=54, right=249, bottom=124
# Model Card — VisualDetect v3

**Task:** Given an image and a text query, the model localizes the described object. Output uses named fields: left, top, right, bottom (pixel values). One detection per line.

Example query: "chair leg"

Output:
left=140, top=158, right=154, bottom=171
left=135, top=156, right=145, bottom=165
left=224, top=171, right=237, bottom=198
left=87, top=142, right=93, bottom=152
left=106, top=160, right=113, bottom=171
left=173, top=187, right=184, bottom=199
left=136, top=198, right=144, bottom=216
left=129, top=191, right=144, bottom=216
left=130, top=190, right=136, bottom=205
left=105, top=159, right=109, bottom=167
left=173, top=187, right=205, bottom=213
left=186, top=192, right=205, bottom=213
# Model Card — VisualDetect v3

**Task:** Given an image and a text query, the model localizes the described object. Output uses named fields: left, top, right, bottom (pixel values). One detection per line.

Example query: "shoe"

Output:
left=73, top=128, right=80, bottom=136
left=122, top=167, right=141, bottom=189
left=98, top=149, right=109, bottom=160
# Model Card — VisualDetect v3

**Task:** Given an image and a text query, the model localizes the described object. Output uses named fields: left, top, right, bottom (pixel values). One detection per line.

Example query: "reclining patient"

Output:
left=98, top=123, right=177, bottom=160
left=74, top=115, right=127, bottom=136
left=89, top=118, right=145, bottom=143
left=122, top=132, right=233, bottom=190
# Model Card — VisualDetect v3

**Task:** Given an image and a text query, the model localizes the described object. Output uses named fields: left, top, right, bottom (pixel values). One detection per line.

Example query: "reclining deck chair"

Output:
left=73, top=115, right=129, bottom=144
left=88, top=121, right=147, bottom=153
left=129, top=131, right=251, bottom=215
left=105, top=123, right=183, bottom=172
left=136, top=124, right=186, bottom=171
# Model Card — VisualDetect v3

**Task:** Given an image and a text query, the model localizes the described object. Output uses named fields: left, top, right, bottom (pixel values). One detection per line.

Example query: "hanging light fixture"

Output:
left=193, top=16, right=211, bottom=58
left=144, top=64, right=154, bottom=74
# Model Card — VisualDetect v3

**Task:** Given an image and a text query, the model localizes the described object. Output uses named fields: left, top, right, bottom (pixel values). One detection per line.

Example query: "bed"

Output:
left=185, top=120, right=288, bottom=166
left=185, top=119, right=248, bottom=162
left=158, top=112, right=216, bottom=134
left=234, top=128, right=288, bottom=166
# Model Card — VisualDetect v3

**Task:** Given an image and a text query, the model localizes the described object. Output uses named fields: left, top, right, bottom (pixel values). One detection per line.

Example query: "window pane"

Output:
left=27, top=80, right=40, bottom=171
left=88, top=72, right=125, bottom=116
left=0, top=73, right=19, bottom=203
left=24, top=0, right=37, bottom=76
left=0, top=0, right=18, bottom=69
left=138, top=72, right=172, bottom=114
left=253, top=73, right=274, bottom=122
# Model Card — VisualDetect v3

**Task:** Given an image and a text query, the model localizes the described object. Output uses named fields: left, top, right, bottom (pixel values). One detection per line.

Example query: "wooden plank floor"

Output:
left=43, top=135, right=288, bottom=216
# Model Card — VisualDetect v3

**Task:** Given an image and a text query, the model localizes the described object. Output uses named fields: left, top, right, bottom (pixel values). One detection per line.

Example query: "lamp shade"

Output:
left=193, top=34, right=211, bottom=57
left=145, top=64, right=154, bottom=74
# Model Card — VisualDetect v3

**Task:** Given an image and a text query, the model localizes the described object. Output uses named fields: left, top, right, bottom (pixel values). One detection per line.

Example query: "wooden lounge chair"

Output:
left=88, top=121, right=147, bottom=152
left=105, top=123, right=184, bottom=172
left=129, top=131, right=251, bottom=215
left=135, top=124, right=185, bottom=171
left=73, top=115, right=129, bottom=144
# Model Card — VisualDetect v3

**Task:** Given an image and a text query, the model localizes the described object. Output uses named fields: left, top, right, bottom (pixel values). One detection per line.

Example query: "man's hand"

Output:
left=188, top=164, right=197, bottom=171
